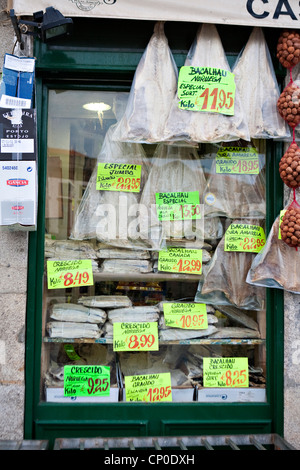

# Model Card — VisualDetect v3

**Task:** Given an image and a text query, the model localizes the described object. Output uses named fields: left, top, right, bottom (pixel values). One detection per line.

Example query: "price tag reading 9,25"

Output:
left=113, top=322, right=159, bottom=352
left=163, top=302, right=208, bottom=329
left=158, top=248, right=202, bottom=275
left=47, top=259, right=93, bottom=289
left=203, top=357, right=249, bottom=388
left=64, top=365, right=110, bottom=397
left=125, top=373, right=172, bottom=402
left=177, top=66, right=235, bottom=115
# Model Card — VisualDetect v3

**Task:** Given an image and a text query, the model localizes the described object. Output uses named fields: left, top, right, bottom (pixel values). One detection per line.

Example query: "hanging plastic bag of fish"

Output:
left=246, top=190, right=300, bottom=294
left=70, top=95, right=153, bottom=250
left=139, top=143, right=209, bottom=250
left=232, top=27, right=290, bottom=140
left=194, top=218, right=266, bottom=310
left=203, top=140, right=266, bottom=219
left=112, top=21, right=178, bottom=144
left=162, top=23, right=250, bottom=144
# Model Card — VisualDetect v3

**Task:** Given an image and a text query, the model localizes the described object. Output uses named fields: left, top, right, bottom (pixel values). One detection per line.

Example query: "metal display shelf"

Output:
left=0, top=440, right=49, bottom=450
left=43, top=337, right=265, bottom=345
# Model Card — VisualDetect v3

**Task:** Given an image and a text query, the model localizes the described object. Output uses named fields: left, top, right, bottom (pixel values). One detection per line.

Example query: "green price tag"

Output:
left=224, top=224, right=266, bottom=253
left=163, top=303, right=208, bottom=329
left=155, top=191, right=201, bottom=221
left=96, top=162, right=141, bottom=192
left=177, top=66, right=235, bottom=115
left=47, top=259, right=94, bottom=289
left=216, top=147, right=259, bottom=174
left=203, top=357, right=249, bottom=388
left=124, top=372, right=172, bottom=402
left=158, top=248, right=202, bottom=275
left=113, top=322, right=159, bottom=352
left=64, top=365, right=110, bottom=397
left=278, top=210, right=286, bottom=240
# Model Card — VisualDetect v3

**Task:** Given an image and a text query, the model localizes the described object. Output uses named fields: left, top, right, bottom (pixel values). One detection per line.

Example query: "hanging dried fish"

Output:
left=50, top=303, right=107, bottom=324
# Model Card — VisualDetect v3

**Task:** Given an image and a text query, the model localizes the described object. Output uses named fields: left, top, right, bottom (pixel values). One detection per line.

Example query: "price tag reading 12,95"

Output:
left=64, top=365, right=110, bottom=397
left=125, top=373, right=172, bottom=402
left=163, top=303, right=208, bottom=329
left=203, top=357, right=249, bottom=388
left=47, top=259, right=94, bottom=289
left=158, top=248, right=202, bottom=275
left=177, top=66, right=235, bottom=115
left=113, top=322, right=159, bottom=352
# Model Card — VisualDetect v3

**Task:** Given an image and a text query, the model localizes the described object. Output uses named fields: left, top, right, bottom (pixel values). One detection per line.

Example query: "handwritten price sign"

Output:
left=163, top=302, right=208, bottom=329
left=64, top=365, right=110, bottom=397
left=96, top=162, right=141, bottom=192
left=113, top=322, right=159, bottom=352
left=178, top=66, right=235, bottom=115
left=125, top=373, right=172, bottom=402
left=155, top=191, right=202, bottom=221
left=224, top=224, right=266, bottom=253
left=47, top=259, right=94, bottom=289
left=158, top=248, right=202, bottom=275
left=203, top=357, right=249, bottom=388
left=216, top=147, right=259, bottom=175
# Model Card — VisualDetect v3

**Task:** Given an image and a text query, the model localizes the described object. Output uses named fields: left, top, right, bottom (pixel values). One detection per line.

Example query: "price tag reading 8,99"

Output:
left=47, top=259, right=93, bottom=289
left=203, top=357, right=249, bottom=388
left=113, top=322, right=159, bottom=352
left=177, top=66, right=235, bottom=116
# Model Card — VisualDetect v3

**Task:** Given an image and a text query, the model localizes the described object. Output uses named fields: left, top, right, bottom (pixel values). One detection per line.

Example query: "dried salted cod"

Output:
left=47, top=321, right=102, bottom=339
left=78, top=295, right=132, bottom=308
left=203, top=142, right=266, bottom=219
left=50, top=303, right=107, bottom=324
left=210, top=327, right=261, bottom=339
left=163, top=23, right=249, bottom=143
left=45, top=238, right=97, bottom=259
left=139, top=143, right=207, bottom=249
left=159, top=325, right=217, bottom=341
left=232, top=27, right=290, bottom=139
left=107, top=306, right=160, bottom=323
left=99, top=258, right=153, bottom=274
left=70, top=123, right=151, bottom=250
left=215, top=305, right=259, bottom=331
left=112, top=22, right=178, bottom=143
left=195, top=219, right=266, bottom=310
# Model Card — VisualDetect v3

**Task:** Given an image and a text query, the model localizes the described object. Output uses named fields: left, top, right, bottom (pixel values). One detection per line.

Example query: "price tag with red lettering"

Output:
left=177, top=66, right=235, bottom=115
left=47, top=259, right=94, bottom=289
left=158, top=248, right=202, bottom=275
left=163, top=302, right=208, bottom=329
left=96, top=163, right=141, bottom=192
left=203, top=357, right=249, bottom=388
left=155, top=191, right=201, bottom=221
left=125, top=372, right=172, bottom=402
left=216, top=147, right=259, bottom=175
left=224, top=224, right=266, bottom=253
left=64, top=365, right=110, bottom=397
left=113, top=322, right=159, bottom=352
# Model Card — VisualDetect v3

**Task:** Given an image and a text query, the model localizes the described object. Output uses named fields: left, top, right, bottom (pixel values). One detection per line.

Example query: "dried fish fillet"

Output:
left=215, top=305, right=259, bottom=331
left=163, top=23, right=249, bottom=144
left=112, top=22, right=178, bottom=143
left=210, top=327, right=261, bottom=339
left=159, top=325, right=217, bottom=341
left=232, top=27, right=290, bottom=140
left=50, top=303, right=107, bottom=324
left=47, top=321, right=102, bottom=339
left=78, top=295, right=132, bottom=308
left=96, top=247, right=150, bottom=259
left=107, top=306, right=160, bottom=323
left=45, top=238, right=97, bottom=259
left=99, top=258, right=153, bottom=274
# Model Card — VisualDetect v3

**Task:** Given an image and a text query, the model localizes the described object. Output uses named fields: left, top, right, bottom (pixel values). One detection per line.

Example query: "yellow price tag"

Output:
left=216, top=147, right=259, bottom=174
left=203, top=357, right=249, bottom=388
left=163, top=303, right=208, bottom=329
left=158, top=248, right=202, bottom=275
left=278, top=210, right=286, bottom=240
left=224, top=224, right=266, bottom=253
left=47, top=259, right=94, bottom=289
left=96, top=162, right=141, bottom=192
left=113, top=322, right=159, bottom=352
left=125, top=373, right=172, bottom=402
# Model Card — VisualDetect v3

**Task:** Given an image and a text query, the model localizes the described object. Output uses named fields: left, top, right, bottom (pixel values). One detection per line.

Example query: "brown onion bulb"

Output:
left=277, top=83, right=300, bottom=127
left=277, top=30, right=300, bottom=68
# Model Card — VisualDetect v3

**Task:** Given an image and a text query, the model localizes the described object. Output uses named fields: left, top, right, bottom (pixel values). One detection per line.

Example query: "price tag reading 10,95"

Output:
left=113, top=322, right=159, bottom=352
left=203, top=357, right=249, bottom=388
left=158, top=248, right=202, bottom=275
left=47, top=259, right=94, bottom=289
left=177, top=66, right=235, bottom=115
left=163, top=303, right=208, bottom=329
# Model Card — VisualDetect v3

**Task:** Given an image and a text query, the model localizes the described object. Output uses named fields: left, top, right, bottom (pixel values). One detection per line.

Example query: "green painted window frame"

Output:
left=24, top=20, right=285, bottom=446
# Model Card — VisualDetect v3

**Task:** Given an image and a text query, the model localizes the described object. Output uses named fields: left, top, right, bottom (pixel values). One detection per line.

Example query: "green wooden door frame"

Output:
left=24, top=19, right=285, bottom=445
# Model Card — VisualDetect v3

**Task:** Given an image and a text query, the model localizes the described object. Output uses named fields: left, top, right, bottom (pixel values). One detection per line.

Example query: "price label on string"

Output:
left=177, top=66, right=235, bottom=115
left=124, top=372, right=172, bottom=402
left=203, top=357, right=249, bottom=388
left=278, top=210, right=286, bottom=239
left=113, top=322, right=159, bottom=352
left=163, top=303, right=208, bottom=329
left=216, top=147, right=259, bottom=175
left=224, top=224, right=266, bottom=253
left=64, top=365, right=110, bottom=397
left=155, top=191, right=202, bottom=221
left=158, top=248, right=202, bottom=275
left=96, top=162, right=141, bottom=192
left=47, top=259, right=94, bottom=289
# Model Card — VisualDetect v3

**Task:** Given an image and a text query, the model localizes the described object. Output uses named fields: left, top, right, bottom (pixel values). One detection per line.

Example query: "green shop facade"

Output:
left=14, top=2, right=298, bottom=447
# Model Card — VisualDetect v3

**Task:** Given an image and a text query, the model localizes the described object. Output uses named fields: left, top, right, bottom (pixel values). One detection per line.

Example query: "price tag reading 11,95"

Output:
left=47, top=259, right=94, bottom=289
left=113, top=322, right=159, bottom=352
left=158, top=248, right=202, bottom=275
left=203, top=357, right=249, bottom=388
left=177, top=66, right=235, bottom=115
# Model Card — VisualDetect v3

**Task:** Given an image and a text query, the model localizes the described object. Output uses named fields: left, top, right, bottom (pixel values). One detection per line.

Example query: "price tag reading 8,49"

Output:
left=47, top=259, right=94, bottom=289
left=113, top=322, right=159, bottom=352
left=203, top=357, right=249, bottom=388
left=177, top=66, right=235, bottom=115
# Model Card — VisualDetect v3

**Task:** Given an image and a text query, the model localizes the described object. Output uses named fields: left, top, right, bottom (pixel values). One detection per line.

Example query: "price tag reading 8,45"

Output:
left=177, top=66, right=235, bottom=115
left=203, top=357, right=249, bottom=388
left=113, top=322, right=159, bottom=352
left=47, top=259, right=94, bottom=289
